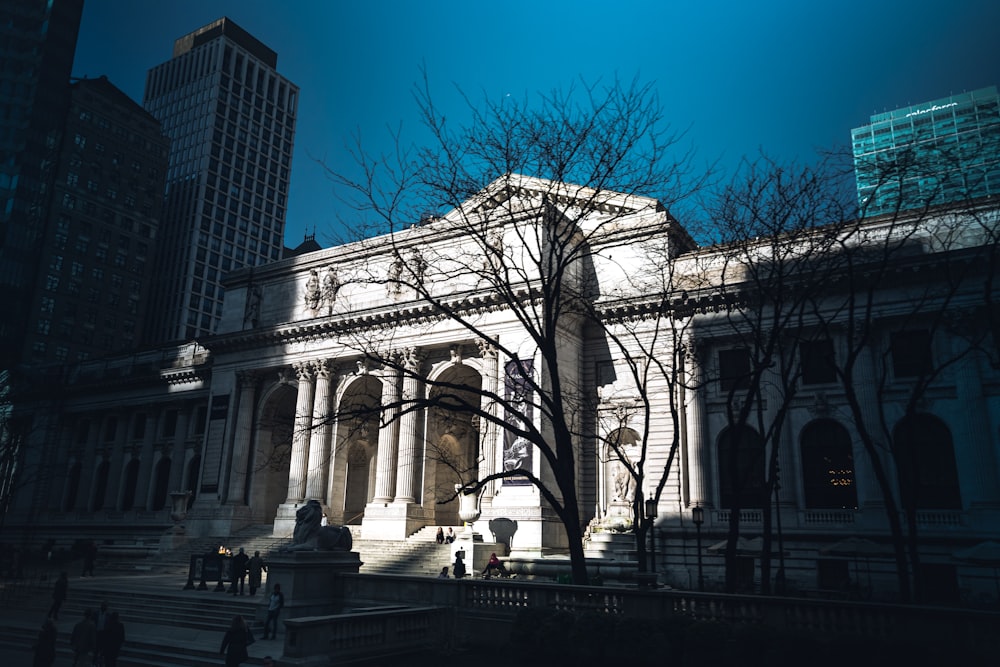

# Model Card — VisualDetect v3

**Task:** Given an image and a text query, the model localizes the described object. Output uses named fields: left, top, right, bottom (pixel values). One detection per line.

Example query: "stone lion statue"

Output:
left=281, top=499, right=353, bottom=552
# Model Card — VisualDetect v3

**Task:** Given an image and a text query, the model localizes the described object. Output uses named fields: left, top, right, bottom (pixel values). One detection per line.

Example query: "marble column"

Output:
left=953, top=345, right=1000, bottom=507
left=684, top=339, right=710, bottom=508
left=853, top=339, right=889, bottom=508
left=286, top=362, right=316, bottom=503
left=305, top=360, right=335, bottom=502
left=395, top=348, right=425, bottom=503
left=477, top=340, right=500, bottom=500
left=227, top=371, right=258, bottom=504
left=373, top=360, right=401, bottom=503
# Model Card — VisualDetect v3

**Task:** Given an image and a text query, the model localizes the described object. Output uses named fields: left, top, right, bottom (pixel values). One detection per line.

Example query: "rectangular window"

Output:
left=719, top=348, right=751, bottom=391
left=801, top=339, right=836, bottom=385
left=891, top=330, right=932, bottom=378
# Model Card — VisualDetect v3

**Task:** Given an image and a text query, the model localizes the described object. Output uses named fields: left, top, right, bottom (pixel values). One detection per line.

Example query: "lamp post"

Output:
left=645, top=497, right=657, bottom=582
left=692, top=504, right=705, bottom=592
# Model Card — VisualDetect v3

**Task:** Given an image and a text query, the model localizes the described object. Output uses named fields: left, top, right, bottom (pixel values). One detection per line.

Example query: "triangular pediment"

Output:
left=440, top=173, right=664, bottom=224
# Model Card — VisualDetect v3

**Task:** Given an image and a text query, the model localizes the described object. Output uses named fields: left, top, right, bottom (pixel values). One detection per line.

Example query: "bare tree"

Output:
left=689, top=156, right=853, bottom=593
left=324, top=75, right=703, bottom=584
left=812, top=190, right=1000, bottom=602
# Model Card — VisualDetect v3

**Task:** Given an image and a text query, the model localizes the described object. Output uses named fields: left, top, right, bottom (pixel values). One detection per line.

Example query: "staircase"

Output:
left=148, top=523, right=462, bottom=578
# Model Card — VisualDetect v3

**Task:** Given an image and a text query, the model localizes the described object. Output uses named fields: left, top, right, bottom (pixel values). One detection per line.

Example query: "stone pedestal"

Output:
left=258, top=550, right=363, bottom=625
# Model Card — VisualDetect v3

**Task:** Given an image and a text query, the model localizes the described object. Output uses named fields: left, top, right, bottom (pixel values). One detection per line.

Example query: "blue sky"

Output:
left=72, top=0, right=1000, bottom=247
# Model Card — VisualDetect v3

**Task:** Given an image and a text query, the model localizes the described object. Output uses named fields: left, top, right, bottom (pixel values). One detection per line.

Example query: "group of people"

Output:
left=34, top=598, right=124, bottom=667
left=434, top=527, right=456, bottom=544
left=228, top=547, right=267, bottom=596
left=439, top=551, right=509, bottom=579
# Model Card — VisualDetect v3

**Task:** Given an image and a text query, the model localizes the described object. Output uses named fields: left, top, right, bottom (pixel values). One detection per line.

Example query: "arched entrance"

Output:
left=426, top=364, right=482, bottom=526
left=334, top=374, right=380, bottom=525
left=251, top=382, right=296, bottom=523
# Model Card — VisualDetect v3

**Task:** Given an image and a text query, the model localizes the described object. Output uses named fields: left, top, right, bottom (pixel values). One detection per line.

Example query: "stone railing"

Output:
left=338, top=573, right=1000, bottom=655
left=282, top=606, right=451, bottom=666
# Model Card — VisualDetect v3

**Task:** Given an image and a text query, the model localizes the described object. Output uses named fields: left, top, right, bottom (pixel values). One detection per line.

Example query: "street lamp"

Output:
left=692, top=504, right=705, bottom=592
left=645, top=497, right=658, bottom=581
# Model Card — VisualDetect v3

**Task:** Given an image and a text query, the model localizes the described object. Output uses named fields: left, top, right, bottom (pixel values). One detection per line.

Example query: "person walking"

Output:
left=231, top=547, right=250, bottom=595
left=103, top=612, right=125, bottom=667
left=47, top=571, right=68, bottom=620
left=220, top=614, right=254, bottom=667
left=32, top=618, right=57, bottom=667
left=70, top=610, right=97, bottom=667
left=94, top=600, right=110, bottom=666
left=247, top=550, right=266, bottom=596
left=262, top=583, right=284, bottom=640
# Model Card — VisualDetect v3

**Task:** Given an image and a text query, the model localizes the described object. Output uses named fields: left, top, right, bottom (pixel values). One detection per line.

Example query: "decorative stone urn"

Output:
left=169, top=490, right=192, bottom=529
left=456, top=484, right=481, bottom=533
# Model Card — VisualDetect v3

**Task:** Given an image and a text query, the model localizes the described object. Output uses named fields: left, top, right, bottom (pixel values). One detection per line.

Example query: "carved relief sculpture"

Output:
left=304, top=269, right=321, bottom=311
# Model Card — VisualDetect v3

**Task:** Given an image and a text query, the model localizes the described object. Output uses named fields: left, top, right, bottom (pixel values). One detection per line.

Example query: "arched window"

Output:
left=121, top=459, right=140, bottom=510
left=717, top=425, right=766, bottom=509
left=152, top=457, right=171, bottom=510
left=92, top=460, right=109, bottom=510
left=64, top=462, right=81, bottom=511
left=893, top=414, right=961, bottom=510
left=800, top=419, right=857, bottom=509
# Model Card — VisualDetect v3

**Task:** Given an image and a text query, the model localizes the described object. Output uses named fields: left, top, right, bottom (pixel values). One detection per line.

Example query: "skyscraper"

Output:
left=143, top=18, right=298, bottom=342
left=0, top=0, right=84, bottom=370
left=25, top=76, right=169, bottom=365
left=852, top=86, right=1000, bottom=216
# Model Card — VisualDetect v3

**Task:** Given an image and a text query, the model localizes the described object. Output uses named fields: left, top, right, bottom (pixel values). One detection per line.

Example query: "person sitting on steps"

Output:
left=482, top=552, right=509, bottom=578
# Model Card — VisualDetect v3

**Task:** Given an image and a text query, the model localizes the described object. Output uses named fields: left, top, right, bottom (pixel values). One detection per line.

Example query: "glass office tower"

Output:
left=852, top=86, right=1000, bottom=216
left=143, top=18, right=298, bottom=342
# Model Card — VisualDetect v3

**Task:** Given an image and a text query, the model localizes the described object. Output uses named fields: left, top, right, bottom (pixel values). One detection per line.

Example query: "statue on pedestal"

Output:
left=280, top=499, right=353, bottom=552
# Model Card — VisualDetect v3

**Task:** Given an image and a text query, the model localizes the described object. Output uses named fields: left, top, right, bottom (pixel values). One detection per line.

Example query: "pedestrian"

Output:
left=103, top=612, right=125, bottom=667
left=452, top=552, right=466, bottom=578
left=94, top=600, right=110, bottom=665
left=247, top=550, right=266, bottom=596
left=82, top=540, right=97, bottom=577
left=435, top=527, right=445, bottom=544
left=231, top=547, right=249, bottom=595
left=47, top=571, right=68, bottom=620
left=70, top=610, right=97, bottom=667
left=32, top=618, right=57, bottom=667
left=220, top=614, right=254, bottom=667
left=438, top=566, right=449, bottom=578
left=445, top=527, right=456, bottom=544
left=262, top=583, right=284, bottom=640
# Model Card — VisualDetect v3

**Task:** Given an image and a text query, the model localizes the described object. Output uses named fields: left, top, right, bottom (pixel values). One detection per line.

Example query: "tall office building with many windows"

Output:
left=0, top=0, right=84, bottom=370
left=852, top=86, right=1000, bottom=216
left=28, top=77, right=169, bottom=365
left=143, top=18, right=298, bottom=343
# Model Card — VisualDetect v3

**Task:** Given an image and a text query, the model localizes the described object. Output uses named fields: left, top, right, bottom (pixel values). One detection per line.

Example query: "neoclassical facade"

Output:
left=7, top=175, right=1000, bottom=602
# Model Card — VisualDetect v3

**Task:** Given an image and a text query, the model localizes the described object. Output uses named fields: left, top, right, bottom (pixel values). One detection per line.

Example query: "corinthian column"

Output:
left=477, top=340, right=500, bottom=500
left=285, top=362, right=315, bottom=503
left=684, top=338, right=709, bottom=508
left=373, top=359, right=401, bottom=503
left=305, top=360, right=335, bottom=502
left=227, top=371, right=258, bottom=504
left=395, top=348, right=425, bottom=503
